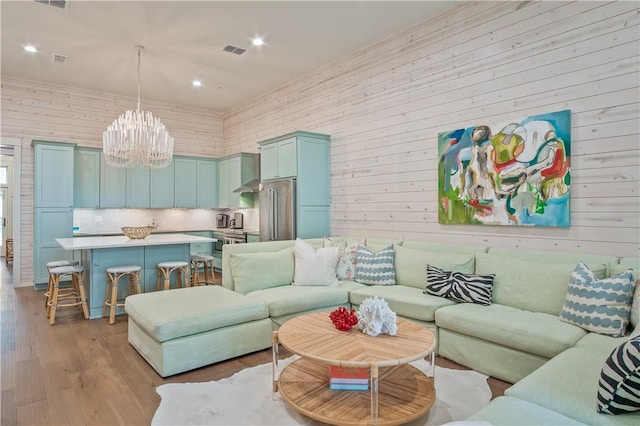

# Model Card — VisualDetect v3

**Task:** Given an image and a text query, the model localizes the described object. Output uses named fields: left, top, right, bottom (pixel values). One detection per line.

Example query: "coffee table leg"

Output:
left=429, top=351, right=435, bottom=378
left=272, top=331, right=279, bottom=400
left=370, top=362, right=379, bottom=426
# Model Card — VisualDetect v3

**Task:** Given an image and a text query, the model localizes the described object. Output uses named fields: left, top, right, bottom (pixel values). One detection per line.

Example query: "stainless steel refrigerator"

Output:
left=259, top=179, right=296, bottom=241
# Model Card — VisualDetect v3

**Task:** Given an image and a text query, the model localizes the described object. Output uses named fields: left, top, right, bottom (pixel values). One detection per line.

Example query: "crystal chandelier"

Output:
left=103, top=45, right=174, bottom=169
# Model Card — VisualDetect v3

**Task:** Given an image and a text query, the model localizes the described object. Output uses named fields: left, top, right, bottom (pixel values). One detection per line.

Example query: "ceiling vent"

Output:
left=35, top=0, right=68, bottom=9
left=51, top=54, right=67, bottom=64
left=223, top=45, right=246, bottom=55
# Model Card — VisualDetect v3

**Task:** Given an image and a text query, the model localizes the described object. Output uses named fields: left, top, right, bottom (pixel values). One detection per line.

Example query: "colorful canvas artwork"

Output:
left=438, top=110, right=571, bottom=227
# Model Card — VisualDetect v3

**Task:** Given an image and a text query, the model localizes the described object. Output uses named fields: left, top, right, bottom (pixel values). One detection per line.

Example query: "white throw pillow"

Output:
left=293, top=238, right=340, bottom=286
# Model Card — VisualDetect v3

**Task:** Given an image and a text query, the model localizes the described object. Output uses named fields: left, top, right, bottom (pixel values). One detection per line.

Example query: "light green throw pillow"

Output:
left=394, top=245, right=475, bottom=290
left=230, top=247, right=294, bottom=294
left=475, top=253, right=607, bottom=316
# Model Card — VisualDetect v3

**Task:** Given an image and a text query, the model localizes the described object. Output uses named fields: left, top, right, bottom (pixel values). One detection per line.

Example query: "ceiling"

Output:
left=1, top=1, right=458, bottom=112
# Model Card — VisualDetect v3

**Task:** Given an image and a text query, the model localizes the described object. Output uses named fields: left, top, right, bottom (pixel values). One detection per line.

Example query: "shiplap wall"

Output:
left=0, top=77, right=224, bottom=285
left=224, top=1, right=640, bottom=257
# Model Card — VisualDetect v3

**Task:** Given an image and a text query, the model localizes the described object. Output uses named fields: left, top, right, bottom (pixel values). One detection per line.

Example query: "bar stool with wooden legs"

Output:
left=103, top=265, right=142, bottom=325
left=190, top=254, right=216, bottom=286
left=47, top=265, right=89, bottom=325
left=45, top=259, right=79, bottom=317
left=157, top=261, right=189, bottom=291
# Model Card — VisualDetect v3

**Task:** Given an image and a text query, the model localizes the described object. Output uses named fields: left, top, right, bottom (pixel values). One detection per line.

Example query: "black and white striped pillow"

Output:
left=597, top=335, right=640, bottom=414
left=424, top=265, right=494, bottom=306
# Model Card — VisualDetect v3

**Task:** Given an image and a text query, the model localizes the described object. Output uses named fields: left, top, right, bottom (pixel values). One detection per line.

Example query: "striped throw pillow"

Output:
left=424, top=265, right=494, bottom=306
left=598, top=335, right=640, bottom=414
left=355, top=244, right=395, bottom=286
left=559, top=262, right=634, bottom=337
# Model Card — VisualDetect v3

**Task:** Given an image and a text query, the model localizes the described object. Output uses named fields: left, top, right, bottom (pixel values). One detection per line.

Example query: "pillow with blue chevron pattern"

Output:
left=559, top=262, right=634, bottom=337
left=424, top=265, right=495, bottom=305
left=597, top=334, right=640, bottom=414
left=355, top=244, right=395, bottom=286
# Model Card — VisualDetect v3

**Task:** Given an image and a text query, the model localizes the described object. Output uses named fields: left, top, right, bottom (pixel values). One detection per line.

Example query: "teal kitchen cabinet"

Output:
left=74, top=148, right=100, bottom=208
left=187, top=231, right=212, bottom=256
left=126, top=168, right=150, bottom=208
left=258, top=131, right=331, bottom=238
left=174, top=157, right=198, bottom=208
left=259, top=137, right=297, bottom=180
left=196, top=159, right=218, bottom=208
left=34, top=207, right=75, bottom=287
left=34, top=141, right=75, bottom=208
left=99, top=156, right=127, bottom=208
left=85, top=246, right=144, bottom=318
left=33, top=141, right=75, bottom=287
left=150, top=160, right=175, bottom=208
left=218, top=153, right=255, bottom=208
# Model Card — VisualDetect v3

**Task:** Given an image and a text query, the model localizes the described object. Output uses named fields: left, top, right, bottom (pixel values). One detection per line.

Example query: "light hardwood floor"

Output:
left=0, top=263, right=510, bottom=425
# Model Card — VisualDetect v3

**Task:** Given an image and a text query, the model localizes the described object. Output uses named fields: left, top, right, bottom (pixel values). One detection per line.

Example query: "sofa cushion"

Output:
left=425, top=265, right=494, bottom=305
left=476, top=253, right=607, bottom=316
left=598, top=335, right=640, bottom=414
left=246, top=285, right=349, bottom=318
left=559, top=262, right=634, bottom=337
left=293, top=238, right=339, bottom=287
left=467, top=396, right=586, bottom=425
left=355, top=244, right=395, bottom=285
left=229, top=247, right=294, bottom=294
left=124, top=286, right=269, bottom=343
left=576, top=332, right=630, bottom=356
left=350, top=285, right=456, bottom=322
left=506, top=347, right=640, bottom=425
left=435, top=303, right=586, bottom=359
left=487, top=247, right=617, bottom=276
left=394, top=245, right=475, bottom=290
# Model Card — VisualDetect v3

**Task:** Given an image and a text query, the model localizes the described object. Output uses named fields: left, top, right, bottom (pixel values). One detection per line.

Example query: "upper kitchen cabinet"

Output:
left=259, top=137, right=297, bottom=180
left=126, top=168, right=150, bottom=208
left=74, top=148, right=100, bottom=208
left=218, top=153, right=256, bottom=208
left=150, top=160, right=175, bottom=208
left=196, top=159, right=218, bottom=208
left=34, top=141, right=75, bottom=208
left=99, top=156, right=127, bottom=208
left=174, top=156, right=218, bottom=208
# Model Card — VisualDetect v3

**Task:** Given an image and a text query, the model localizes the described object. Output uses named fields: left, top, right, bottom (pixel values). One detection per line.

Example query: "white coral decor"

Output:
left=356, top=296, right=398, bottom=337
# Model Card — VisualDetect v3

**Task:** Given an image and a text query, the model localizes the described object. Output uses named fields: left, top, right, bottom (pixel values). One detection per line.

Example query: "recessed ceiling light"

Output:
left=192, top=80, right=202, bottom=87
left=252, top=37, right=264, bottom=47
left=24, top=45, right=38, bottom=53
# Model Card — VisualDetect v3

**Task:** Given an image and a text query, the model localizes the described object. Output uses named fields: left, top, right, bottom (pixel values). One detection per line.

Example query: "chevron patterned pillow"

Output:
left=355, top=244, right=395, bottom=286
left=598, top=335, right=640, bottom=414
left=559, top=262, right=634, bottom=337
left=424, top=264, right=495, bottom=305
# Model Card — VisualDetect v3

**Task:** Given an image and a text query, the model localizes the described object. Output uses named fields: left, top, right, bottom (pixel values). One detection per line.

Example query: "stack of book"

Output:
left=329, top=366, right=369, bottom=391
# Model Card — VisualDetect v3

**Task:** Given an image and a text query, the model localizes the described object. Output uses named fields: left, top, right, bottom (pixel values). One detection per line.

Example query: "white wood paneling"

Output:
left=224, top=1, right=640, bottom=257
left=0, top=76, right=224, bottom=285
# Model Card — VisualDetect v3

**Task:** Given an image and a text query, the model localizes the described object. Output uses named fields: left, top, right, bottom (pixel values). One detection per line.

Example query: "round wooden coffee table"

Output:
left=273, top=311, right=436, bottom=426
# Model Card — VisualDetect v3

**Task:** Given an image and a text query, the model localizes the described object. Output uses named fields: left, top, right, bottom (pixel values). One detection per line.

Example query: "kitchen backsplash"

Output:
left=73, top=207, right=259, bottom=234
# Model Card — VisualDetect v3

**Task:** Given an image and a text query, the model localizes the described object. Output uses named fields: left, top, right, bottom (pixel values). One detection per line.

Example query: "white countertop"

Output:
left=56, top=233, right=217, bottom=250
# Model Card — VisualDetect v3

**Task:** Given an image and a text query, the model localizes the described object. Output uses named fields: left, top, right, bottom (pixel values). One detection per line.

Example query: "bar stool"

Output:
left=157, top=261, right=189, bottom=291
left=45, top=259, right=80, bottom=316
left=47, top=265, right=89, bottom=325
left=103, top=265, right=142, bottom=325
left=190, top=254, right=216, bottom=286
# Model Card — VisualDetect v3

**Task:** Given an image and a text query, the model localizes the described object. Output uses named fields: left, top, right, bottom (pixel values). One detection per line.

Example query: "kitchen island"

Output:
left=56, top=233, right=217, bottom=319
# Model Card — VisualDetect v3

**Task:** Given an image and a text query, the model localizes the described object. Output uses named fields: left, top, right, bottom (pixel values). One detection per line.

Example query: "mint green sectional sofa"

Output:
left=126, top=237, right=639, bottom=424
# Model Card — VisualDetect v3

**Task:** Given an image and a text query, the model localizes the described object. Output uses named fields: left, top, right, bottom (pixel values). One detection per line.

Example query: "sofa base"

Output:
left=468, top=396, right=585, bottom=425
left=439, top=329, right=548, bottom=383
left=128, top=317, right=273, bottom=377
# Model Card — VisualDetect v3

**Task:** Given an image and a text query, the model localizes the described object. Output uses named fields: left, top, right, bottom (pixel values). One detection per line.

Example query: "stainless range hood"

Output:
left=232, top=153, right=260, bottom=193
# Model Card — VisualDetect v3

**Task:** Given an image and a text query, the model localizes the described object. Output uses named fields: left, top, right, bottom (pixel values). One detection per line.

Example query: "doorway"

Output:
left=0, top=139, right=21, bottom=287
left=0, top=149, right=14, bottom=272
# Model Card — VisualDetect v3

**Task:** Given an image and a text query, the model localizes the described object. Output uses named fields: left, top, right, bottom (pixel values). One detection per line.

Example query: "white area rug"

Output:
left=152, top=357, right=490, bottom=425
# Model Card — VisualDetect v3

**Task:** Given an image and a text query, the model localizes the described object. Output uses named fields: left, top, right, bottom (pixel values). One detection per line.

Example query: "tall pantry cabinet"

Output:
left=33, top=141, right=76, bottom=287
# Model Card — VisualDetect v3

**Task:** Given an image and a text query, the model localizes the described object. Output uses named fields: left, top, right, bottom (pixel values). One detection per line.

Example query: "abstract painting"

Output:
left=438, top=110, right=571, bottom=227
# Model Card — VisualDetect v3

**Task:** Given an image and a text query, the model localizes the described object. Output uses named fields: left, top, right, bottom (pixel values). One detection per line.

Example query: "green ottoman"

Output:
left=125, top=285, right=272, bottom=377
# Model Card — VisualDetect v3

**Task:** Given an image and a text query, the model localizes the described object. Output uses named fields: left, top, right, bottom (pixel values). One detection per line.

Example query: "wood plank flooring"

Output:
left=0, top=262, right=510, bottom=425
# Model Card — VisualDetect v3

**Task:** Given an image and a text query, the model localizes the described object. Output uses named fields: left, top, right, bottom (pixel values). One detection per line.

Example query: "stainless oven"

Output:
left=213, top=231, right=246, bottom=256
